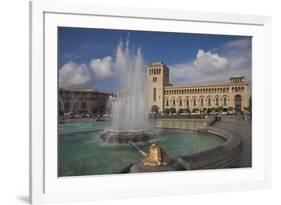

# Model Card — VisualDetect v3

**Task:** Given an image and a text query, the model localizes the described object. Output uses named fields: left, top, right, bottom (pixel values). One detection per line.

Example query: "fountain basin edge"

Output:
left=100, top=129, right=156, bottom=144
left=119, top=126, right=243, bottom=173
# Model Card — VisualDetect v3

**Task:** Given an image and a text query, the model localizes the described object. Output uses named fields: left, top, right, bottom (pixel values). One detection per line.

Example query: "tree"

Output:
left=228, top=106, right=234, bottom=111
left=248, top=97, right=252, bottom=112
left=192, top=108, right=199, bottom=113
left=170, top=108, right=176, bottom=113
left=223, top=107, right=228, bottom=112
left=178, top=108, right=185, bottom=114
left=217, top=106, right=224, bottom=112
left=164, top=108, right=170, bottom=114
left=185, top=108, right=191, bottom=113
left=201, top=108, right=207, bottom=112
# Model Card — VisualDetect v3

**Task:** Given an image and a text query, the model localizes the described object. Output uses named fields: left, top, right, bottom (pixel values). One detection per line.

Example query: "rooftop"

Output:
left=164, top=80, right=248, bottom=89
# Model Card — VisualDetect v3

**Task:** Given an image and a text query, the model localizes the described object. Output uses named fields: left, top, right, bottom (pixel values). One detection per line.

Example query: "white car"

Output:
left=190, top=111, right=200, bottom=115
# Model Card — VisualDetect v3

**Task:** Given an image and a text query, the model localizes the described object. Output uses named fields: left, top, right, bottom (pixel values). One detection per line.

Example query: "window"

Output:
left=215, top=98, right=219, bottom=106
left=208, top=98, right=211, bottom=106
left=224, top=97, right=227, bottom=106
left=201, top=98, right=204, bottom=106
left=179, top=98, right=182, bottom=106
left=193, top=98, right=196, bottom=106
left=186, top=98, right=189, bottom=107
left=153, top=88, right=156, bottom=102
left=153, top=77, right=157, bottom=82
left=166, top=99, right=169, bottom=106
left=173, top=99, right=175, bottom=106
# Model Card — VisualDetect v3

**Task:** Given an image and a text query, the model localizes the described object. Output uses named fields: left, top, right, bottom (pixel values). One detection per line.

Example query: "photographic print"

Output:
left=58, top=27, right=252, bottom=177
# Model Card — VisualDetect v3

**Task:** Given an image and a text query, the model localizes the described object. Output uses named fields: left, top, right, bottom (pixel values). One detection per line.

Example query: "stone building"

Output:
left=58, top=88, right=112, bottom=114
left=147, top=62, right=250, bottom=113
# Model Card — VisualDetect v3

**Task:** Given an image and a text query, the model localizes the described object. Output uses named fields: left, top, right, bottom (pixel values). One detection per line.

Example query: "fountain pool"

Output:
left=58, top=121, right=225, bottom=176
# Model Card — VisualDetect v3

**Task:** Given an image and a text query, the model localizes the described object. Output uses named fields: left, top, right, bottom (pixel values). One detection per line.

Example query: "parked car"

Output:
left=190, top=111, right=200, bottom=115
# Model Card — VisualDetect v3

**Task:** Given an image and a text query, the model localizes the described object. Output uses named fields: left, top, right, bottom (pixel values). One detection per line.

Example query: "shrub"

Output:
left=170, top=108, right=176, bottom=113
left=164, top=108, right=170, bottom=114
left=223, top=107, right=228, bottom=112
left=192, top=108, right=199, bottom=113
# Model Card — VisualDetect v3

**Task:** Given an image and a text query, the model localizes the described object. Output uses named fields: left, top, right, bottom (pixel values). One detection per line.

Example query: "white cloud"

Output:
left=89, top=56, right=114, bottom=79
left=169, top=45, right=251, bottom=85
left=59, top=62, right=91, bottom=87
left=169, top=63, right=194, bottom=85
left=224, top=38, right=251, bottom=50
left=193, top=49, right=230, bottom=73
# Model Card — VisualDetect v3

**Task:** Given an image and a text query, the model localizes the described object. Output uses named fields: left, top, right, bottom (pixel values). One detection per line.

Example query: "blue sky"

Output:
left=58, top=27, right=252, bottom=93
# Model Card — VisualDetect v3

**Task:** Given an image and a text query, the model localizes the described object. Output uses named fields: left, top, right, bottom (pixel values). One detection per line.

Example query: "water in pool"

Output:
left=58, top=121, right=225, bottom=176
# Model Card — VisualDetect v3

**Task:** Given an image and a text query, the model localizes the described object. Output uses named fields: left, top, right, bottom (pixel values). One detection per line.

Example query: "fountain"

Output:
left=100, top=39, right=155, bottom=144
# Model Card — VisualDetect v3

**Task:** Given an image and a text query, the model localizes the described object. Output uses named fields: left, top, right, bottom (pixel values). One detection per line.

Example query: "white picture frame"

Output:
left=30, top=1, right=272, bottom=204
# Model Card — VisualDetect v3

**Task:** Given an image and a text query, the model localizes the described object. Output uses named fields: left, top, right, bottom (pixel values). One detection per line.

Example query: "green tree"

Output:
left=228, top=106, right=234, bottom=111
left=178, top=108, right=185, bottom=114
left=170, top=108, right=176, bottom=113
left=217, top=106, right=223, bottom=112
left=192, top=108, right=199, bottom=113
left=164, top=108, right=170, bottom=114
left=248, top=97, right=252, bottom=112
left=223, top=107, right=228, bottom=112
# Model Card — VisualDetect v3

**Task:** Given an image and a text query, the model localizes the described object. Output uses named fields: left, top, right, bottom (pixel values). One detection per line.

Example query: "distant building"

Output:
left=147, top=62, right=250, bottom=113
left=58, top=88, right=112, bottom=114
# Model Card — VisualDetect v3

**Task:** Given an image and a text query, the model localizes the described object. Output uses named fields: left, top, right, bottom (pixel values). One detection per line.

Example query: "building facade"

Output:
left=58, top=88, right=112, bottom=114
left=147, top=62, right=250, bottom=113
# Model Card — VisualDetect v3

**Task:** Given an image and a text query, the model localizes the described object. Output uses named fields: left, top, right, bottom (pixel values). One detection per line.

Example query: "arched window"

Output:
left=215, top=97, right=219, bottom=106
left=235, top=95, right=242, bottom=111
left=208, top=98, right=211, bottom=106
left=173, top=99, right=175, bottom=106
left=166, top=99, right=169, bottom=106
left=224, top=97, right=227, bottom=106
left=186, top=98, right=189, bottom=107
left=81, top=102, right=87, bottom=110
left=201, top=98, right=204, bottom=106
left=179, top=98, right=182, bottom=106
left=193, top=98, right=197, bottom=106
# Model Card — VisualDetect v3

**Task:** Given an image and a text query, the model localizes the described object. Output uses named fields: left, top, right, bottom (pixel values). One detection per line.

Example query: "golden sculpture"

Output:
left=142, top=144, right=170, bottom=166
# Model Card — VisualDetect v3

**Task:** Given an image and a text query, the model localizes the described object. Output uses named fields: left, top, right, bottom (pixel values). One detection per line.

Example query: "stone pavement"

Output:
left=213, top=118, right=252, bottom=167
